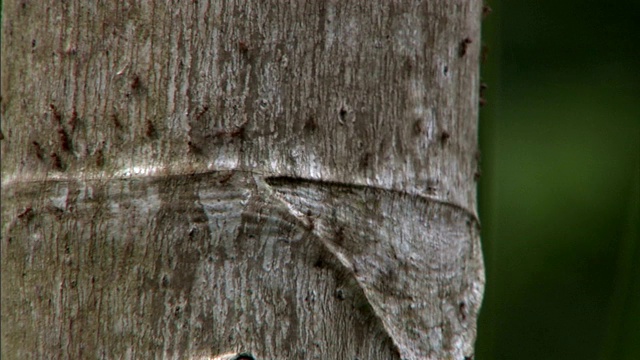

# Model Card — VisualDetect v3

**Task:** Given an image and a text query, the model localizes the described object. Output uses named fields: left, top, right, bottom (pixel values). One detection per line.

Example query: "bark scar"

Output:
left=261, top=175, right=484, bottom=360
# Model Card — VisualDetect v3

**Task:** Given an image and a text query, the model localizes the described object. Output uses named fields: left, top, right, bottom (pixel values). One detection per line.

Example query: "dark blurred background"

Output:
left=476, top=1, right=639, bottom=359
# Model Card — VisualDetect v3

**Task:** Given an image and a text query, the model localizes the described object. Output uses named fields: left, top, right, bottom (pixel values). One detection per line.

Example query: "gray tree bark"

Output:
left=1, top=1, right=484, bottom=359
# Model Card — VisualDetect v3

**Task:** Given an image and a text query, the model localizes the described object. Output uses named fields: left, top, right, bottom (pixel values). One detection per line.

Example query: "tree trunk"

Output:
left=1, top=1, right=484, bottom=359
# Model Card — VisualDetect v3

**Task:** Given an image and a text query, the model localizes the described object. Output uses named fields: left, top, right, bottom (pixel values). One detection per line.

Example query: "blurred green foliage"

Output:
left=476, top=1, right=640, bottom=359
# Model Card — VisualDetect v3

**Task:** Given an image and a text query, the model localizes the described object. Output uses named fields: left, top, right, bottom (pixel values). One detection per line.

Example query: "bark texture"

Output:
left=1, top=1, right=484, bottom=359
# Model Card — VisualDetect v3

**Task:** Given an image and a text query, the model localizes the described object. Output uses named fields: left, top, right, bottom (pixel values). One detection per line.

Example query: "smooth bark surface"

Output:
left=1, top=1, right=484, bottom=359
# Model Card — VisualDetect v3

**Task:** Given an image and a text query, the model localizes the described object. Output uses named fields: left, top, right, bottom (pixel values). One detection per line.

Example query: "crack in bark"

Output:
left=259, top=175, right=484, bottom=360
left=2, top=170, right=480, bottom=227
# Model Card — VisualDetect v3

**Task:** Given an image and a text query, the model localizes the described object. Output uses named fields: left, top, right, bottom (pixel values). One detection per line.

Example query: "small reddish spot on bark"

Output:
left=69, top=107, right=78, bottom=131
left=145, top=119, right=156, bottom=138
left=218, top=172, right=234, bottom=184
left=131, top=74, right=141, bottom=91
left=32, top=141, right=44, bottom=160
left=238, top=41, right=250, bottom=59
left=50, top=152, right=63, bottom=170
left=196, top=105, right=209, bottom=121
left=95, top=149, right=104, bottom=167
left=50, top=104, right=62, bottom=123
left=18, top=207, right=33, bottom=219
left=58, top=127, right=71, bottom=151
left=112, top=114, right=122, bottom=129
left=459, top=37, right=472, bottom=57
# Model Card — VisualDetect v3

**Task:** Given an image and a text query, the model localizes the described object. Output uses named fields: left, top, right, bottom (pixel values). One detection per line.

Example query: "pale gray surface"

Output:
left=1, top=1, right=484, bottom=359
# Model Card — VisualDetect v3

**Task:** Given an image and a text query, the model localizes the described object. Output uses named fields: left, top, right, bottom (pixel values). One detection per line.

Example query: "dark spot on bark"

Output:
left=111, top=114, right=121, bottom=129
left=440, top=130, right=450, bottom=143
left=174, top=306, right=182, bottom=317
left=426, top=178, right=439, bottom=194
left=32, top=39, right=36, bottom=48
left=50, top=152, right=63, bottom=170
left=228, top=126, right=245, bottom=139
left=459, top=302, right=467, bottom=320
left=17, top=207, right=33, bottom=220
left=50, top=104, right=62, bottom=123
left=58, top=127, right=71, bottom=151
left=95, top=149, right=104, bottom=167
left=188, top=141, right=202, bottom=154
left=161, top=275, right=169, bottom=288
left=305, top=209, right=315, bottom=230
left=459, top=37, right=472, bottom=57
left=145, top=119, right=156, bottom=138
left=413, top=120, right=424, bottom=135
left=0, top=130, right=4, bottom=140
left=474, top=171, right=482, bottom=181
left=359, top=152, right=372, bottom=169
left=32, top=141, right=44, bottom=160
left=404, top=57, right=413, bottom=72
left=238, top=41, right=249, bottom=59
left=195, top=105, right=209, bottom=121
left=131, top=74, right=141, bottom=91
left=304, top=115, right=317, bottom=132
left=443, top=65, right=449, bottom=75
left=234, top=353, right=255, bottom=360
left=313, top=256, right=326, bottom=268
left=334, top=226, right=346, bottom=247
left=69, top=108, right=78, bottom=131
left=335, top=288, right=346, bottom=300
left=218, top=172, right=234, bottom=184
left=465, top=356, right=474, bottom=360
left=338, top=107, right=347, bottom=123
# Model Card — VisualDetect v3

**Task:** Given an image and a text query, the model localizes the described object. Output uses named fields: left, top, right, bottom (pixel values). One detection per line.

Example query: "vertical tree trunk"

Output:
left=1, top=1, right=484, bottom=359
